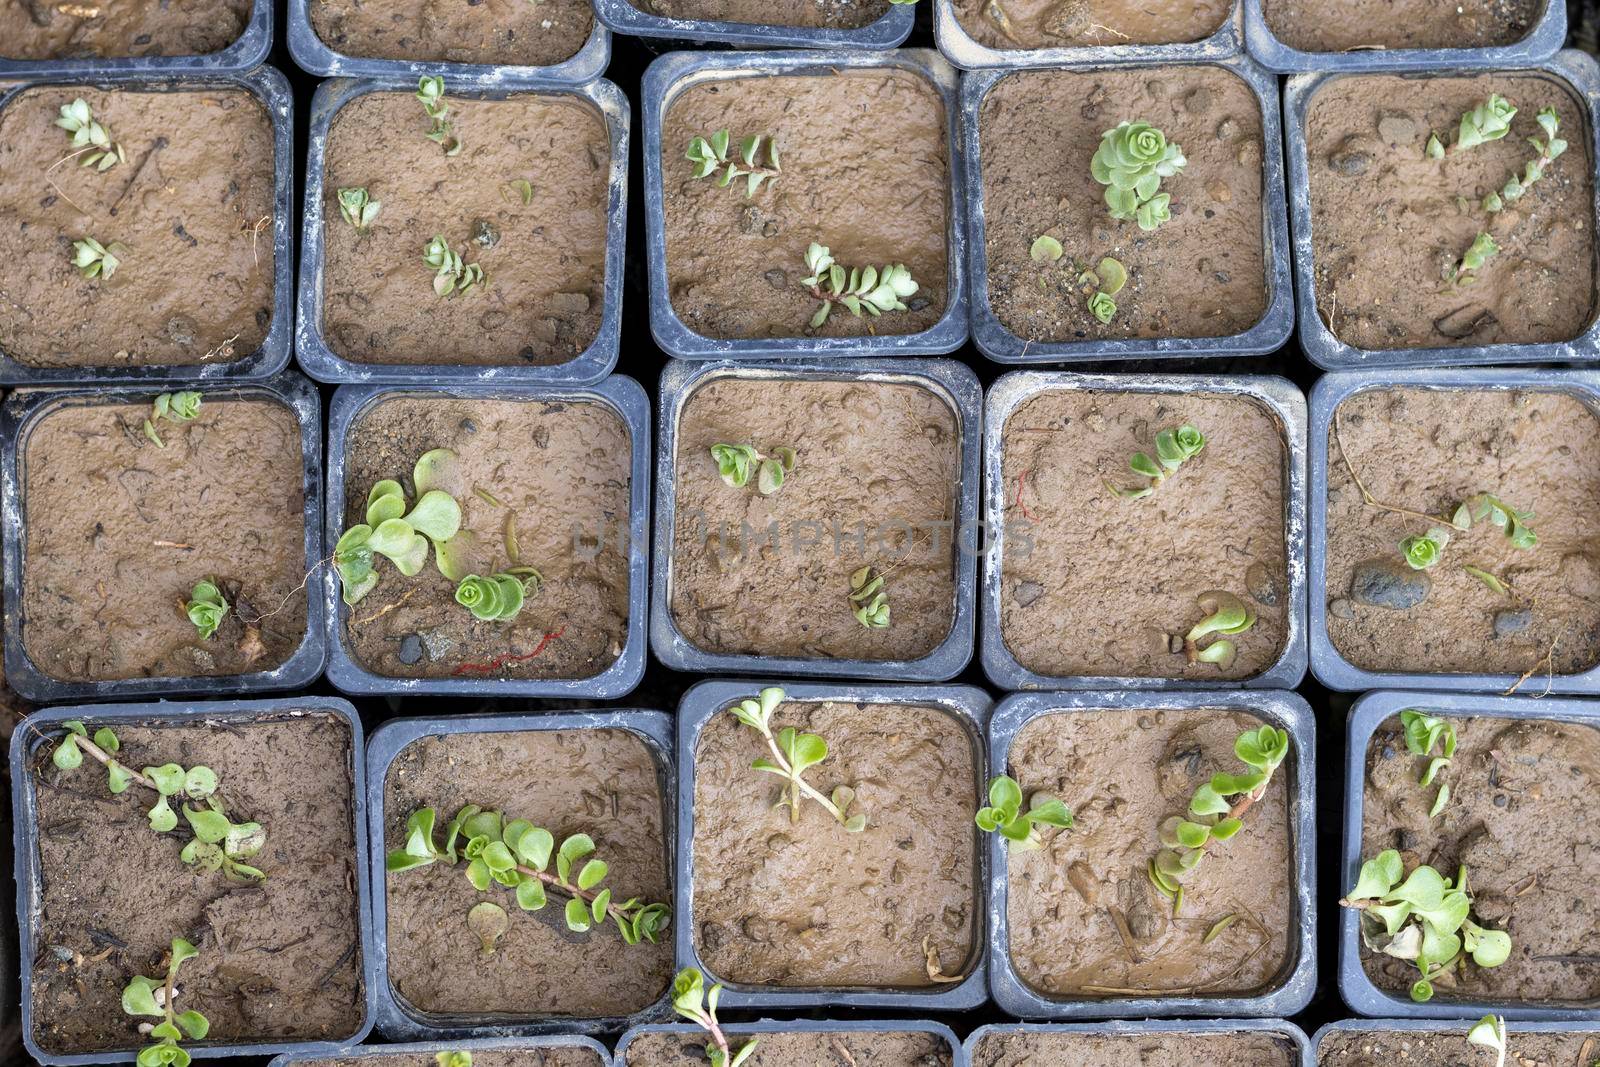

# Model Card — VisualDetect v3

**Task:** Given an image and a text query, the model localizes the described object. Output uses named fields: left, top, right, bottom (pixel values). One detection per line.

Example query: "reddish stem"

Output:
left=451, top=626, right=566, bottom=676
left=1014, top=469, right=1037, bottom=521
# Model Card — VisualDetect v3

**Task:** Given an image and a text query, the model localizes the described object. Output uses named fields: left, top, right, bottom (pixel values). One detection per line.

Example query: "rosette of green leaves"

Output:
left=73, top=236, right=122, bottom=280
left=729, top=686, right=866, bottom=831
left=1400, top=527, right=1451, bottom=570
left=454, top=573, right=528, bottom=622
left=143, top=391, right=201, bottom=448
left=1400, top=709, right=1458, bottom=817
left=800, top=243, right=919, bottom=328
left=185, top=580, right=228, bottom=640
left=122, top=937, right=208, bottom=1067
left=975, top=774, right=1073, bottom=850
left=437, top=1054, right=474, bottom=1067
left=1453, top=493, right=1536, bottom=550
left=848, top=565, right=890, bottom=629
left=423, top=235, right=486, bottom=297
left=337, top=186, right=381, bottom=232
left=1090, top=121, right=1186, bottom=230
left=673, top=967, right=758, bottom=1067
left=1456, top=94, right=1516, bottom=151
left=1107, top=423, right=1204, bottom=499
left=55, top=98, right=126, bottom=171
left=685, top=129, right=782, bottom=198
left=711, top=443, right=795, bottom=494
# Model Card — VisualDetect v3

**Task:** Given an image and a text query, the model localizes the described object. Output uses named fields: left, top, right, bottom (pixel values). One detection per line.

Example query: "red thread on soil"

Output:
left=450, top=626, right=567, bottom=676
left=1015, top=469, right=1037, bottom=521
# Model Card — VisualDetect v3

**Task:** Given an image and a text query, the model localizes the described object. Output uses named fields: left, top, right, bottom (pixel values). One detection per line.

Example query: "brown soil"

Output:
left=0, top=0, right=248, bottom=59
left=949, top=0, right=1229, bottom=51
left=340, top=395, right=631, bottom=681
left=309, top=0, right=591, bottom=66
left=21, top=397, right=308, bottom=683
left=972, top=1028, right=1298, bottom=1067
left=978, top=67, right=1266, bottom=344
left=1005, top=707, right=1295, bottom=998
left=668, top=375, right=961, bottom=662
left=622, top=1031, right=953, bottom=1067
left=1357, top=711, right=1600, bottom=1005
left=691, top=698, right=979, bottom=987
left=27, top=712, right=364, bottom=1055
left=382, top=729, right=673, bottom=1019
left=0, top=86, right=274, bottom=369
left=634, top=0, right=884, bottom=26
left=321, top=91, right=609, bottom=367
left=1325, top=387, right=1600, bottom=676
left=660, top=70, right=948, bottom=342
left=1319, top=1028, right=1600, bottom=1065
left=1263, top=0, right=1543, bottom=52
left=1305, top=73, right=1595, bottom=351
left=300, top=1049, right=605, bottom=1067
left=999, top=389, right=1289, bottom=681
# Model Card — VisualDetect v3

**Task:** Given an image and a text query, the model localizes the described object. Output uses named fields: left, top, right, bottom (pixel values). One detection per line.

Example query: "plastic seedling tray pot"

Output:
left=0, top=371, right=328, bottom=703
left=934, top=0, right=1241, bottom=71
left=986, top=689, right=1318, bottom=1019
left=592, top=0, right=911, bottom=50
left=287, top=0, right=609, bottom=83
left=1313, top=1018, right=1600, bottom=1057
left=268, top=1033, right=613, bottom=1066
left=980, top=371, right=1308, bottom=692
left=650, top=358, right=980, bottom=682
left=674, top=678, right=991, bottom=1011
left=1339, top=689, right=1600, bottom=1020
left=1309, top=367, right=1600, bottom=693
left=296, top=76, right=628, bottom=386
left=641, top=48, right=969, bottom=360
left=1243, top=0, right=1565, bottom=73
left=0, top=0, right=270, bottom=76
left=616, top=1020, right=965, bottom=1067
left=1284, top=51, right=1600, bottom=370
left=11, top=697, right=377, bottom=1065
left=366, top=710, right=677, bottom=1041
left=966, top=1020, right=1312, bottom=1067
left=0, top=66, right=294, bottom=385
left=961, top=54, right=1291, bottom=363
left=322, top=377, right=650, bottom=698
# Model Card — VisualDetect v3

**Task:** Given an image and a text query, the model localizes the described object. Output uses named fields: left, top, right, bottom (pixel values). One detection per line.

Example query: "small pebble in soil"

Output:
left=472, top=218, right=500, bottom=249
left=1375, top=112, right=1417, bottom=145
left=1246, top=561, right=1280, bottom=607
left=1014, top=580, right=1044, bottom=608
left=908, top=297, right=930, bottom=312
left=1350, top=558, right=1431, bottom=610
left=1327, top=143, right=1373, bottom=177
left=1205, top=178, right=1231, bottom=203
left=460, top=417, right=477, bottom=434
left=763, top=268, right=787, bottom=290
left=1492, top=609, right=1533, bottom=638
left=1380, top=744, right=1395, bottom=760
left=1493, top=794, right=1508, bottom=807
left=1183, top=87, right=1212, bottom=113
left=1215, top=116, right=1238, bottom=141
left=418, top=629, right=455, bottom=661
left=397, top=634, right=423, bottom=665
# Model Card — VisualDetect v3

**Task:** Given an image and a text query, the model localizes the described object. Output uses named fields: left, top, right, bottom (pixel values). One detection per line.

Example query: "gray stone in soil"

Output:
left=398, top=634, right=424, bottom=665
left=1350, top=558, right=1431, bottom=610
left=1013, top=580, right=1044, bottom=609
left=1492, top=609, right=1533, bottom=638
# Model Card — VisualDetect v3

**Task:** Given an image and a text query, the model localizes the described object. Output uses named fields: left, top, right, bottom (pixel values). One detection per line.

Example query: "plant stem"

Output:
left=70, top=734, right=156, bottom=791
left=511, top=864, right=637, bottom=929
left=1332, top=409, right=1455, bottom=528
left=693, top=1007, right=732, bottom=1062
left=755, top=727, right=846, bottom=824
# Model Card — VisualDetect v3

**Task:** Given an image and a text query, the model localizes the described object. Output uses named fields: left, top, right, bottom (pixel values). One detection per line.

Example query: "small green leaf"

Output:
left=148, top=796, right=178, bottom=833
left=565, top=897, right=592, bottom=932
left=577, top=858, right=608, bottom=890
left=515, top=876, right=547, bottom=911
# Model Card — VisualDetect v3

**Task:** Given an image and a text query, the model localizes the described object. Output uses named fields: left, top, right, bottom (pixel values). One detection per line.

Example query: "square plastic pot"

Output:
left=1314, top=1018, right=1600, bottom=1057
left=966, top=1021, right=1312, bottom=1067
left=11, top=697, right=377, bottom=1065
left=641, top=48, right=969, bottom=359
left=296, top=76, right=628, bottom=386
left=1309, top=367, right=1600, bottom=693
left=650, top=358, right=980, bottom=682
left=0, top=0, right=271, bottom=76
left=593, top=0, right=911, bottom=50
left=1285, top=51, right=1600, bottom=370
left=616, top=1020, right=965, bottom=1067
left=268, top=1033, right=612, bottom=1066
left=0, top=66, right=294, bottom=385
left=961, top=54, right=1292, bottom=362
left=0, top=371, right=328, bottom=703
left=986, top=689, right=1318, bottom=1019
left=322, top=377, right=651, bottom=698
left=1244, top=0, right=1565, bottom=73
left=1339, top=689, right=1600, bottom=1020
left=980, top=371, right=1308, bottom=692
left=673, top=678, right=992, bottom=1011
left=933, top=0, right=1241, bottom=72
left=366, top=710, right=677, bottom=1040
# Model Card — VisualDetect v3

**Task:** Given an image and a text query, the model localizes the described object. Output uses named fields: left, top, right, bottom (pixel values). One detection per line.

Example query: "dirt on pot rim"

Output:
left=308, top=0, right=593, bottom=66
left=1262, top=0, right=1544, bottom=53
left=622, top=1030, right=953, bottom=1067
left=948, top=0, right=1230, bottom=52
left=972, top=1028, right=1300, bottom=1067
left=1318, top=1026, right=1600, bottom=1064
left=633, top=0, right=887, bottom=29
left=297, top=1046, right=606, bottom=1067
left=0, top=0, right=250, bottom=60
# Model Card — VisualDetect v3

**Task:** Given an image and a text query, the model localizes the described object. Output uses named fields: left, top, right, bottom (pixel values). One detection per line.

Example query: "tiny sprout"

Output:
left=1425, top=132, right=1445, bottom=160
left=1454, top=493, right=1536, bottom=549
left=801, top=243, right=918, bottom=329
left=504, top=178, right=534, bottom=206
left=1399, top=709, right=1457, bottom=817
left=674, top=968, right=758, bottom=1067
left=423, top=235, right=486, bottom=297
left=337, top=187, right=381, bottom=233
left=1030, top=235, right=1063, bottom=264
left=1087, top=291, right=1117, bottom=324
left=437, top=1055, right=473, bottom=1067
left=54, top=98, right=126, bottom=171
left=1091, top=120, right=1186, bottom=230
left=1467, top=1015, right=1508, bottom=1067
left=685, top=129, right=781, bottom=198
left=1400, top=526, right=1451, bottom=570
left=143, top=390, right=202, bottom=449
left=455, top=571, right=541, bottom=622
left=710, top=443, right=795, bottom=495
left=848, top=565, right=889, bottom=629
left=467, top=901, right=508, bottom=957
left=72, top=236, right=122, bottom=280
left=185, top=580, right=228, bottom=640
left=975, top=774, right=1072, bottom=850
left=1448, top=232, right=1499, bottom=287
left=1182, top=590, right=1256, bottom=670
left=1107, top=423, right=1205, bottom=499
left=122, top=937, right=208, bottom=1067
left=728, top=686, right=866, bottom=832
left=416, top=76, right=460, bottom=155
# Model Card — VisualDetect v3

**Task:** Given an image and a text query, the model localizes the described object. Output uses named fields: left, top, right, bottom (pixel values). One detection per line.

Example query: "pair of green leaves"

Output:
left=185, top=580, right=228, bottom=640
left=455, top=571, right=539, bottom=622
left=685, top=129, right=782, bottom=199
left=1466, top=1015, right=1507, bottom=1067
left=710, top=443, right=796, bottom=496
left=974, top=774, right=1073, bottom=851
left=849, top=566, right=890, bottom=629
left=143, top=391, right=201, bottom=449
left=1453, top=493, right=1537, bottom=550
left=423, top=235, right=486, bottom=297
left=1107, top=423, right=1206, bottom=500
left=337, top=186, right=381, bottom=232
left=800, top=243, right=919, bottom=329
left=730, top=686, right=867, bottom=832
left=123, top=937, right=208, bottom=1067
left=54, top=97, right=125, bottom=171
left=1183, top=590, right=1257, bottom=671
left=416, top=76, right=460, bottom=155
left=1400, top=709, right=1458, bottom=817
left=673, top=968, right=758, bottom=1067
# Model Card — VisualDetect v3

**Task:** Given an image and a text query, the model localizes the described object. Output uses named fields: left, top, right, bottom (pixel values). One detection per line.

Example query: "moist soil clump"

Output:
left=0, top=0, right=250, bottom=60
left=972, top=1029, right=1299, bottom=1067
left=1305, top=73, right=1594, bottom=351
left=341, top=395, right=631, bottom=681
left=661, top=70, right=948, bottom=342
left=1263, top=0, right=1543, bottom=53
left=302, top=1050, right=605, bottom=1067
left=999, top=389, right=1288, bottom=681
left=0, top=86, right=274, bottom=369
left=1359, top=712, right=1600, bottom=1005
left=383, top=729, right=672, bottom=1019
left=669, top=375, right=961, bottom=662
left=950, top=0, right=1229, bottom=52
left=321, top=91, right=609, bottom=367
left=979, top=67, right=1267, bottom=343
left=309, top=0, right=592, bottom=66
left=623, top=1031, right=953, bottom=1067
left=21, top=397, right=307, bottom=683
left=1005, top=708, right=1294, bottom=998
left=28, top=712, right=364, bottom=1055
left=635, top=0, right=886, bottom=29
left=692, top=698, right=979, bottom=987
left=1325, top=387, right=1600, bottom=676
left=1319, top=1027, right=1600, bottom=1064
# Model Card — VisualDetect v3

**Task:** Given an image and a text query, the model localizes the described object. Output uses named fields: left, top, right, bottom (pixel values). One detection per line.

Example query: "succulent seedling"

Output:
left=685, top=129, right=782, bottom=198
left=710, top=443, right=796, bottom=495
left=1087, top=291, right=1117, bottom=324
left=55, top=98, right=125, bottom=171
left=1455, top=94, right=1517, bottom=151
left=143, top=390, right=202, bottom=449
left=1454, top=493, right=1537, bottom=549
left=1180, top=590, right=1257, bottom=670
left=387, top=804, right=671, bottom=944
left=727, top=686, right=866, bottom=832
left=73, top=236, right=122, bottom=280
left=416, top=76, right=460, bottom=155
left=455, top=570, right=542, bottom=622
left=1447, top=232, right=1499, bottom=287
left=1091, top=121, right=1186, bottom=230
left=1467, top=1015, right=1508, bottom=1067
left=674, top=968, right=758, bottom=1067
left=1399, top=709, right=1457, bottom=818
left=423, top=235, right=486, bottom=297
left=337, top=186, right=381, bottom=233
left=1147, top=724, right=1288, bottom=914
left=336, top=452, right=467, bottom=605
left=1483, top=107, right=1567, bottom=213
left=1030, top=235, right=1063, bottom=263
left=184, top=580, right=228, bottom=640
left=1340, top=849, right=1511, bottom=1002
left=122, top=938, right=208, bottom=1067
left=801, top=243, right=918, bottom=329
left=848, top=565, right=890, bottom=629
left=437, top=1054, right=474, bottom=1067
left=975, top=774, right=1072, bottom=850
left=1400, top=527, right=1452, bottom=570
left=1106, top=423, right=1205, bottom=499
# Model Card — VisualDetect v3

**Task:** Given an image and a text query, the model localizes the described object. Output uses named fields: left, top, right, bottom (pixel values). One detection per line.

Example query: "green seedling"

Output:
left=423, top=235, right=486, bottom=297
left=184, top=580, right=228, bottom=640
left=73, top=236, right=122, bottom=280
left=801, top=243, right=918, bottom=329
left=1464, top=565, right=1513, bottom=597
left=55, top=98, right=125, bottom=171
left=416, top=76, right=460, bottom=155
left=1400, top=527, right=1452, bottom=570
left=727, top=685, right=866, bottom=831
left=1485, top=107, right=1567, bottom=213
left=335, top=451, right=467, bottom=605
left=975, top=774, right=1072, bottom=851
left=848, top=565, right=889, bottom=629
left=1147, top=724, right=1288, bottom=915
left=1087, top=291, right=1117, bottom=324
left=710, top=443, right=796, bottom=495
left=1447, top=232, right=1499, bottom=287
left=1030, top=235, right=1063, bottom=263
left=1467, top=1015, right=1508, bottom=1067
left=337, top=186, right=381, bottom=232
left=437, top=1054, right=474, bottom=1067
left=1456, top=94, right=1517, bottom=151
left=455, top=570, right=542, bottom=622
left=673, top=968, right=758, bottom=1067
left=1340, top=849, right=1512, bottom=1002
left=143, top=390, right=202, bottom=448
left=387, top=804, right=671, bottom=944
left=1425, top=132, right=1445, bottom=159
left=1453, top=493, right=1537, bottom=549
left=122, top=938, right=208, bottom=1067
left=1181, top=589, right=1257, bottom=670
left=685, top=129, right=782, bottom=198
left=1091, top=121, right=1187, bottom=230
left=1107, top=423, right=1206, bottom=499
left=1400, top=709, right=1458, bottom=818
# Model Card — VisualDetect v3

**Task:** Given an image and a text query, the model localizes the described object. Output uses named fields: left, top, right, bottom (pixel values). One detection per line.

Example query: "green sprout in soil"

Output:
left=1340, top=849, right=1512, bottom=1002
left=1148, top=724, right=1288, bottom=915
left=1030, top=235, right=1063, bottom=263
left=975, top=774, right=1072, bottom=851
left=52, top=722, right=267, bottom=882
left=1456, top=494, right=1537, bottom=549
left=122, top=937, right=208, bottom=1067
left=337, top=187, right=381, bottom=233
left=727, top=685, right=867, bottom=832
left=1106, top=423, right=1206, bottom=500
left=1400, top=709, right=1457, bottom=818
left=55, top=98, right=125, bottom=171
left=143, top=390, right=202, bottom=449
left=185, top=580, right=228, bottom=640
left=416, top=76, right=460, bottom=155
left=73, top=236, right=122, bottom=280
left=387, top=804, right=671, bottom=944
left=710, top=443, right=796, bottom=495
left=1455, top=94, right=1517, bottom=152
left=423, top=235, right=486, bottom=297
left=1447, top=232, right=1499, bottom=287
left=685, top=130, right=781, bottom=198
left=673, top=967, right=757, bottom=1067
left=335, top=452, right=467, bottom=605
left=1400, top=526, right=1452, bottom=570
left=1467, top=1015, right=1508, bottom=1067
left=1483, top=107, right=1567, bottom=213
left=848, top=565, right=889, bottom=629
left=1091, top=121, right=1187, bottom=231
left=437, top=1054, right=473, bottom=1067
left=455, top=570, right=542, bottom=622
left=1180, top=590, right=1257, bottom=670
left=1087, top=291, right=1117, bottom=324
left=801, top=243, right=919, bottom=329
